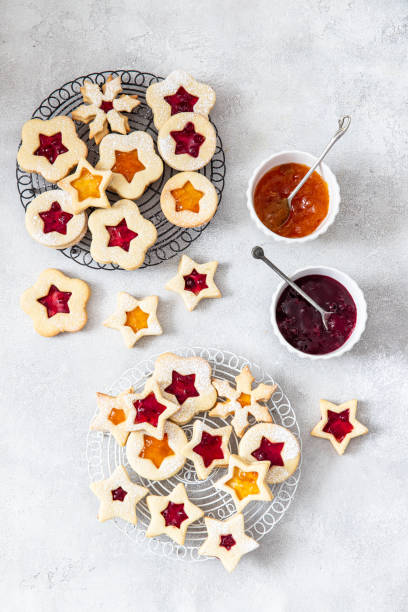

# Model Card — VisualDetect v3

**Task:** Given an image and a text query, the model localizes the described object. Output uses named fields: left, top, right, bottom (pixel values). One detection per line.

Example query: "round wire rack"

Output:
left=86, top=347, right=301, bottom=562
left=16, top=70, right=226, bottom=269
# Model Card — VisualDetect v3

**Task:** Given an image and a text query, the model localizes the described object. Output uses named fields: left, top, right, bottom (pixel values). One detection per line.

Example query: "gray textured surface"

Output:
left=2, top=1, right=408, bottom=610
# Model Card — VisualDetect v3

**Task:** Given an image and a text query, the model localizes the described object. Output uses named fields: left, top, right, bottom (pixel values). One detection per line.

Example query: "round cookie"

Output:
left=160, top=171, right=218, bottom=228
left=157, top=112, right=216, bottom=171
left=238, top=423, right=300, bottom=484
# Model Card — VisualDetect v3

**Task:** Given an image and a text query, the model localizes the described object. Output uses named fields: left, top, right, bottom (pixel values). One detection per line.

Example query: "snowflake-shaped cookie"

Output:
left=103, top=292, right=162, bottom=348
left=71, top=75, right=140, bottom=144
left=123, top=378, right=179, bottom=439
left=311, top=399, right=368, bottom=455
left=90, top=388, right=134, bottom=447
left=165, top=255, right=221, bottom=311
left=214, top=454, right=272, bottom=512
left=58, top=158, right=112, bottom=214
left=210, top=366, right=277, bottom=437
left=182, top=420, right=232, bottom=480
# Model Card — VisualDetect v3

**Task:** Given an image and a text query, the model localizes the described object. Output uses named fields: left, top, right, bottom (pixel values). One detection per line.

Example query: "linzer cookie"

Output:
left=160, top=171, right=218, bottom=228
left=58, top=159, right=112, bottom=214
left=90, top=388, right=134, bottom=447
left=123, top=378, right=179, bottom=439
left=214, top=454, right=272, bottom=512
left=165, top=255, right=221, bottom=311
left=181, top=420, right=231, bottom=480
left=311, top=399, right=368, bottom=455
left=103, top=292, right=162, bottom=348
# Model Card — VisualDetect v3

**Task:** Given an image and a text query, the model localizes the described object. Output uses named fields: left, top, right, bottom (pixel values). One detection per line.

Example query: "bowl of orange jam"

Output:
left=247, top=151, right=340, bottom=242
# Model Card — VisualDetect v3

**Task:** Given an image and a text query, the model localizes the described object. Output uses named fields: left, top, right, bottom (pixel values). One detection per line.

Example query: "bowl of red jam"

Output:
left=270, top=266, right=367, bottom=359
left=247, top=151, right=340, bottom=242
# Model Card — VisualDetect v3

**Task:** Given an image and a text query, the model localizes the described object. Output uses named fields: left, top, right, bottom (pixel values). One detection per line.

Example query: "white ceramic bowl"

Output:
left=270, top=266, right=367, bottom=360
left=247, top=150, right=340, bottom=243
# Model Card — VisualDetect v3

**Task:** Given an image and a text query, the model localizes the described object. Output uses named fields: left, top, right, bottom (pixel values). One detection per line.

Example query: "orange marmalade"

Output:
left=253, top=163, right=329, bottom=238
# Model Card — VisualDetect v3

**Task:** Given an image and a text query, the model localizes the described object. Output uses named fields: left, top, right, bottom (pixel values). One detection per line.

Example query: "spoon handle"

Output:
left=288, top=115, right=351, bottom=204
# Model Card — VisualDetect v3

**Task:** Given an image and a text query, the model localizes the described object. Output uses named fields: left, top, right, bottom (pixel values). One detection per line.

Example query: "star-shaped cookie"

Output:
left=58, top=158, right=112, bottom=214
left=123, top=378, right=179, bottom=439
left=311, top=399, right=368, bottom=455
left=165, top=254, right=221, bottom=311
left=198, top=512, right=259, bottom=572
left=90, top=465, right=148, bottom=524
left=103, top=292, right=162, bottom=348
left=214, top=455, right=272, bottom=512
left=209, top=366, right=277, bottom=437
left=146, top=482, right=204, bottom=545
left=182, top=420, right=232, bottom=480
left=89, top=388, right=134, bottom=446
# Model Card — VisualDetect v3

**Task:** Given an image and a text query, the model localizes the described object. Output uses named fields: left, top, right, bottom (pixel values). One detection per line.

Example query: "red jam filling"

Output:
left=111, top=486, right=127, bottom=502
left=165, top=371, right=199, bottom=405
left=276, top=275, right=357, bottom=355
left=34, top=132, right=68, bottom=165
left=183, top=269, right=208, bottom=295
left=37, top=285, right=71, bottom=318
left=252, top=437, right=284, bottom=466
left=161, top=502, right=188, bottom=528
left=220, top=534, right=236, bottom=550
left=100, top=100, right=114, bottom=112
left=133, top=392, right=166, bottom=427
left=39, top=201, right=73, bottom=235
left=170, top=122, right=205, bottom=158
left=164, top=86, right=199, bottom=115
left=323, top=409, right=354, bottom=442
left=106, top=218, right=138, bottom=251
left=193, top=431, right=224, bottom=468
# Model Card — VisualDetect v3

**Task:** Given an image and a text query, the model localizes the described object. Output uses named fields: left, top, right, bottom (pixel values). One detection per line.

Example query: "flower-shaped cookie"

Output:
left=126, top=422, right=187, bottom=481
left=198, top=513, right=259, bottom=572
left=152, top=352, right=217, bottom=425
left=165, top=255, right=221, bottom=311
left=96, top=131, right=163, bottom=199
left=57, top=159, right=112, bottom=214
left=182, top=421, right=231, bottom=480
left=239, top=423, right=300, bottom=484
left=123, top=378, right=179, bottom=439
left=160, top=171, right=218, bottom=228
left=146, top=483, right=204, bottom=545
left=146, top=69, right=216, bottom=130
left=71, top=75, right=140, bottom=144
left=25, top=190, right=87, bottom=249
left=103, top=292, right=162, bottom=348
left=311, top=399, right=368, bottom=455
left=20, top=268, right=90, bottom=337
left=90, top=465, right=148, bottom=525
left=210, top=366, right=277, bottom=437
left=214, top=455, right=272, bottom=512
left=17, top=116, right=88, bottom=183
left=157, top=112, right=216, bottom=171
left=88, top=199, right=157, bottom=270
left=90, top=388, right=134, bottom=447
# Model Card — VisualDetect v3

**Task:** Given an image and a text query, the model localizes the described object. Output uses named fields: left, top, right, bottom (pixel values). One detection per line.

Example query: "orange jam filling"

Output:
left=108, top=407, right=126, bottom=426
left=139, top=433, right=174, bottom=468
left=171, top=180, right=204, bottom=213
left=125, top=306, right=149, bottom=334
left=112, top=149, right=145, bottom=183
left=71, top=168, right=102, bottom=201
left=226, top=467, right=260, bottom=500
left=237, top=392, right=251, bottom=408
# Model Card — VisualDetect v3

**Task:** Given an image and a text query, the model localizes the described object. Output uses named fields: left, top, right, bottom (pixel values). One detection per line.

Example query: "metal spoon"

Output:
left=271, top=115, right=352, bottom=229
left=251, top=246, right=331, bottom=330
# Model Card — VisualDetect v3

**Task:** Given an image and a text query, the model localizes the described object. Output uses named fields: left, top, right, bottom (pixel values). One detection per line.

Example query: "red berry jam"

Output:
left=106, top=218, right=138, bottom=251
left=161, top=502, right=188, bottom=528
left=111, top=486, right=127, bottom=501
left=100, top=100, right=114, bottom=113
left=133, top=392, right=166, bottom=427
left=220, top=534, right=236, bottom=550
left=37, top=285, right=71, bottom=318
left=34, top=132, right=68, bottom=164
left=164, top=86, right=199, bottom=115
left=183, top=269, right=208, bottom=295
left=39, top=201, right=73, bottom=235
left=170, top=122, right=205, bottom=158
left=276, top=275, right=357, bottom=355
left=323, top=409, right=354, bottom=442
left=193, top=431, right=224, bottom=468
left=165, top=371, right=199, bottom=405
left=251, top=437, right=284, bottom=466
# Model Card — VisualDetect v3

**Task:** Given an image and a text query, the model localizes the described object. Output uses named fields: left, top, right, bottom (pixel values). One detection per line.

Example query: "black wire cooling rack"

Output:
left=16, top=70, right=226, bottom=270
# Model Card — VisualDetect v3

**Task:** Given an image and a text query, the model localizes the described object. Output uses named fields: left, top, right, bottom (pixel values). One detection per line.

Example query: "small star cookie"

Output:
left=182, top=420, right=232, bottom=480
left=146, top=482, right=204, bottom=545
left=123, top=378, right=179, bottom=439
left=90, top=388, right=134, bottom=447
left=71, top=75, right=140, bottom=144
left=88, top=199, right=157, bottom=270
left=58, top=158, right=112, bottom=214
left=96, top=131, right=163, bottom=199
left=146, top=70, right=216, bottom=130
left=160, top=171, right=218, bottom=228
left=165, top=255, right=221, bottom=311
left=20, top=268, right=90, bottom=337
left=311, top=399, right=368, bottom=455
left=17, top=116, right=88, bottom=183
left=198, top=513, right=259, bottom=572
left=90, top=465, right=148, bottom=525
left=214, top=454, right=272, bottom=512
left=103, top=292, right=162, bottom=348
left=210, top=366, right=277, bottom=437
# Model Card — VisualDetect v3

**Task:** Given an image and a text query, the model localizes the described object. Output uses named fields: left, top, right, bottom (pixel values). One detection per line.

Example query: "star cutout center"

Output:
left=112, top=149, right=146, bottom=183
left=164, top=86, right=199, bottom=115
left=170, top=122, right=205, bottom=158
left=323, top=409, right=354, bottom=442
left=161, top=502, right=188, bottom=528
left=183, top=269, right=208, bottom=295
left=171, top=180, right=204, bottom=213
left=34, top=132, right=68, bottom=164
left=251, top=438, right=284, bottom=466
left=133, top=392, right=166, bottom=427
left=37, top=284, right=72, bottom=318
left=106, top=218, right=138, bottom=252
left=71, top=168, right=102, bottom=201
left=165, top=370, right=199, bottom=405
